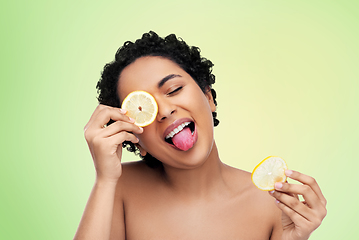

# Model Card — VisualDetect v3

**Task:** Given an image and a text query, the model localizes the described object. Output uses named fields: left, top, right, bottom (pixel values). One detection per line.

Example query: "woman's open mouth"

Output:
left=164, top=121, right=196, bottom=151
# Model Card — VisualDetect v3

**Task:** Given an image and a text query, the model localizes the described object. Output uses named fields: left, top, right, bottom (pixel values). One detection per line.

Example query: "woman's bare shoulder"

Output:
left=223, top=164, right=254, bottom=191
left=224, top=164, right=280, bottom=212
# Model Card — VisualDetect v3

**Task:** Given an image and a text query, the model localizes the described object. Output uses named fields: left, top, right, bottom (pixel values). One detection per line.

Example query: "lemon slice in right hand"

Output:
left=121, top=90, right=158, bottom=127
left=251, top=156, right=288, bottom=191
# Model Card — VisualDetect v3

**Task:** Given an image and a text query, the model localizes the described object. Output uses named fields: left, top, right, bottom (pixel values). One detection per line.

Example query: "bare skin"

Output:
left=111, top=157, right=282, bottom=240
left=74, top=56, right=326, bottom=240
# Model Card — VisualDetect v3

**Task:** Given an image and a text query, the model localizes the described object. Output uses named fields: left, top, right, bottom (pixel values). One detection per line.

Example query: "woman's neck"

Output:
left=161, top=143, right=228, bottom=200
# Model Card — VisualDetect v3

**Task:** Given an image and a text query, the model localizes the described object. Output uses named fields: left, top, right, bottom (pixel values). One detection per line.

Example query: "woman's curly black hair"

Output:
left=96, top=31, right=219, bottom=168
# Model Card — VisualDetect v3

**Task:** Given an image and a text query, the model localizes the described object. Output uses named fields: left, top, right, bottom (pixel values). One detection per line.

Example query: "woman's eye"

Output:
left=167, top=86, right=183, bottom=95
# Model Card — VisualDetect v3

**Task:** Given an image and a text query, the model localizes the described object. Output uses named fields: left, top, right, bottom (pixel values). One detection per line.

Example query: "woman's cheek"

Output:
left=138, top=126, right=157, bottom=150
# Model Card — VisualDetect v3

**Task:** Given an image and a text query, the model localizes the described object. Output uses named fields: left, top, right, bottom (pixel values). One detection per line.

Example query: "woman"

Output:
left=74, top=31, right=327, bottom=239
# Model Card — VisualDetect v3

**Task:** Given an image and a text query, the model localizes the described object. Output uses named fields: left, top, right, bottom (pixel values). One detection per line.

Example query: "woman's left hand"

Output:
left=269, top=170, right=327, bottom=240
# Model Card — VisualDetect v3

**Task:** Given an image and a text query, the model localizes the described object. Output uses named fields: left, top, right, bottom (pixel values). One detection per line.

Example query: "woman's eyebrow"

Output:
left=157, top=74, right=182, bottom=88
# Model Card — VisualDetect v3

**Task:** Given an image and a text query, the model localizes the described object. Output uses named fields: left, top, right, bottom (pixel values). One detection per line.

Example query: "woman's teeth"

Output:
left=165, top=122, right=191, bottom=139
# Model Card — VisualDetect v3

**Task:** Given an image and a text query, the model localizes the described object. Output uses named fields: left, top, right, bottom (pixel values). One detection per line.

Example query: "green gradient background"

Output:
left=1, top=0, right=358, bottom=239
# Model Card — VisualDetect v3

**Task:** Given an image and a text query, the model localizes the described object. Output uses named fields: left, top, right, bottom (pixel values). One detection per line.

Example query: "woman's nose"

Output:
left=156, top=98, right=176, bottom=121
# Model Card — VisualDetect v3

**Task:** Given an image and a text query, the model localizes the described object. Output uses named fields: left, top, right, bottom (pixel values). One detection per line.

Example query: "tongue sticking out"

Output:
left=172, top=127, right=194, bottom=151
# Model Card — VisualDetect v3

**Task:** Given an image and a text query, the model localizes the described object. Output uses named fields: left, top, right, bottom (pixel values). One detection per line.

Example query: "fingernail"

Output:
left=269, top=190, right=275, bottom=195
left=275, top=200, right=280, bottom=204
left=275, top=182, right=283, bottom=189
left=119, top=108, right=126, bottom=114
left=139, top=127, right=143, bottom=132
left=129, top=117, right=135, bottom=123
left=285, top=169, right=293, bottom=176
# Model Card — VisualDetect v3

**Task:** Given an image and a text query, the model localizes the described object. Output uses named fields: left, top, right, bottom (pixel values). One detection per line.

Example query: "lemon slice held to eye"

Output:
left=251, top=156, right=288, bottom=191
left=121, top=90, right=158, bottom=127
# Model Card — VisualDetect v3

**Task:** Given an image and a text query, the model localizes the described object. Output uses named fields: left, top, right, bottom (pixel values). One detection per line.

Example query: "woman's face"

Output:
left=117, top=56, right=216, bottom=169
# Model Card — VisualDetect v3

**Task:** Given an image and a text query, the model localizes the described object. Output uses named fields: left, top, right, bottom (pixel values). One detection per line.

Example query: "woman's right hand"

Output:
left=84, top=104, right=143, bottom=183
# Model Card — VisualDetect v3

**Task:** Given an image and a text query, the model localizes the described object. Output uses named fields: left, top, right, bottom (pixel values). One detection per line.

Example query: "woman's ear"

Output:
left=204, top=86, right=216, bottom=112
left=135, top=144, right=147, bottom=157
